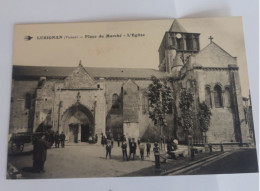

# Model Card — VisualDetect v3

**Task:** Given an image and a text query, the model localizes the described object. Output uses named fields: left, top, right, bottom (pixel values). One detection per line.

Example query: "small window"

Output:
left=214, top=85, right=223, bottom=108
left=97, top=84, right=100, bottom=88
left=244, top=108, right=248, bottom=124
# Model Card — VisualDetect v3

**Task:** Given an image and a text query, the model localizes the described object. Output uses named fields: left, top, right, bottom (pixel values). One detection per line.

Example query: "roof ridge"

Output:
left=13, top=65, right=161, bottom=70
left=211, top=41, right=236, bottom=58
left=196, top=41, right=236, bottom=59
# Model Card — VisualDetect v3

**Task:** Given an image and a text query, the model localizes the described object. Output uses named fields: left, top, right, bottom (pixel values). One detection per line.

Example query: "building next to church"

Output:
left=9, top=20, right=253, bottom=144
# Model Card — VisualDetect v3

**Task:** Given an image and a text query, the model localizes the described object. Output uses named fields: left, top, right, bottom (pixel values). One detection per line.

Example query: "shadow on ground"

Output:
left=8, top=151, right=33, bottom=157
left=21, top=167, right=37, bottom=173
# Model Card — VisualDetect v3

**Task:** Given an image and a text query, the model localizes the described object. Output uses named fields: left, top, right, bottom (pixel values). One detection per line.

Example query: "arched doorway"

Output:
left=61, top=103, right=94, bottom=143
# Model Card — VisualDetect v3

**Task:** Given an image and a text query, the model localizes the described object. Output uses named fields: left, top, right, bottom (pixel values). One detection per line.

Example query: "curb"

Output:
left=161, top=152, right=227, bottom=176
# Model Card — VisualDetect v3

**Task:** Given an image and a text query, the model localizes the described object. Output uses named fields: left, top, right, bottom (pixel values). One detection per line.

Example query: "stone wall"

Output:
left=196, top=69, right=234, bottom=143
left=9, top=80, right=38, bottom=133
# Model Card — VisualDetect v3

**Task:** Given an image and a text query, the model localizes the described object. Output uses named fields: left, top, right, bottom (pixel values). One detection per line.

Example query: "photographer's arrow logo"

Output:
left=24, top=36, right=33, bottom=41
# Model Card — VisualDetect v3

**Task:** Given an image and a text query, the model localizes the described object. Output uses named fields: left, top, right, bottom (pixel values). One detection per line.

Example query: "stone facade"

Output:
left=9, top=20, right=251, bottom=144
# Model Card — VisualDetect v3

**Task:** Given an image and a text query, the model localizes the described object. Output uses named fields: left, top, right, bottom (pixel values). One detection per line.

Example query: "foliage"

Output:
left=198, top=101, right=212, bottom=133
left=178, top=88, right=194, bottom=135
left=148, top=76, right=173, bottom=130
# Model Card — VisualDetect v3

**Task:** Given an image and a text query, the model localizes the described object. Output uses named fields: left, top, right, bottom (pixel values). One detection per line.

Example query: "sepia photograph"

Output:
left=6, top=17, right=258, bottom=179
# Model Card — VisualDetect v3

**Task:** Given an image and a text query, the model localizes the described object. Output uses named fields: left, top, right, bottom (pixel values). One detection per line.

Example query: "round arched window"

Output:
left=214, top=85, right=223, bottom=108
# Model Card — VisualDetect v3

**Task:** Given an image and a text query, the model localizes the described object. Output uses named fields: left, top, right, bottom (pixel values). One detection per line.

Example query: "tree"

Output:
left=148, top=76, right=173, bottom=139
left=178, top=88, right=195, bottom=142
left=198, top=101, right=212, bottom=143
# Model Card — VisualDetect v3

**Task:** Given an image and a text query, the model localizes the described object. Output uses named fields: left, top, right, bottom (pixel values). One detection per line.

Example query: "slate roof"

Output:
left=12, top=65, right=171, bottom=79
left=169, top=20, right=187, bottom=33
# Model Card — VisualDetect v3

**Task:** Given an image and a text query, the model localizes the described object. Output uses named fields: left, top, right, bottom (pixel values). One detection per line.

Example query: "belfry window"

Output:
left=214, top=85, right=223, bottom=108
left=186, top=36, right=193, bottom=51
left=205, top=87, right=212, bottom=108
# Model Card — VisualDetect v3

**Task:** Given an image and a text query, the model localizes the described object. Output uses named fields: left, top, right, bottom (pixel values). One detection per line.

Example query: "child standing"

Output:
left=106, top=140, right=112, bottom=159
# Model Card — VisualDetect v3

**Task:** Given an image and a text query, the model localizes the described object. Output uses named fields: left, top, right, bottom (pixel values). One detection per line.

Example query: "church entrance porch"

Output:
left=68, top=123, right=90, bottom=143
left=61, top=103, right=94, bottom=143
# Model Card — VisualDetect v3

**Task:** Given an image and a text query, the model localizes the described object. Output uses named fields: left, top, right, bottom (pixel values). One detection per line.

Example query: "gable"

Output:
left=64, top=64, right=96, bottom=89
left=193, top=42, right=237, bottom=67
left=122, top=79, right=139, bottom=123
left=122, top=79, right=139, bottom=90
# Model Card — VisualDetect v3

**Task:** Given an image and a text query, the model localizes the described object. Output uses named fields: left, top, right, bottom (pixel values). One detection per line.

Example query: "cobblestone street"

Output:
left=8, top=143, right=156, bottom=179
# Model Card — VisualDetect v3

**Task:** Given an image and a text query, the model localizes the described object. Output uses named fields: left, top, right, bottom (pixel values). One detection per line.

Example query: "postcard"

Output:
left=7, top=17, right=258, bottom=179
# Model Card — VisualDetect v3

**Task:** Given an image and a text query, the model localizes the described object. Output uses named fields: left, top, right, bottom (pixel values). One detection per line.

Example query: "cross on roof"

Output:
left=209, top=36, right=214, bottom=43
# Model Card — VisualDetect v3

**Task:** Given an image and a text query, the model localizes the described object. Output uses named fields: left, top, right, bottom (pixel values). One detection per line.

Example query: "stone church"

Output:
left=9, top=20, right=251, bottom=144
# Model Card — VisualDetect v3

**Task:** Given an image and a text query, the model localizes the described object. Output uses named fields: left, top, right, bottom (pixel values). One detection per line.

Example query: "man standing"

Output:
left=139, top=142, right=145, bottom=160
left=153, top=142, right=160, bottom=170
left=146, top=140, right=151, bottom=157
left=101, top=135, right=106, bottom=146
left=60, top=132, right=66, bottom=148
left=129, top=138, right=137, bottom=160
left=95, top=134, right=98, bottom=143
left=54, top=131, right=60, bottom=148
left=117, top=134, right=121, bottom=147
left=33, top=135, right=48, bottom=173
left=121, top=141, right=128, bottom=160
left=121, top=134, right=126, bottom=142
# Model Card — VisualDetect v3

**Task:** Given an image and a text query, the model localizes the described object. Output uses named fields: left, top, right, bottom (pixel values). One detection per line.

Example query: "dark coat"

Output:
left=106, top=144, right=112, bottom=152
left=146, top=143, right=151, bottom=151
left=60, top=133, right=65, bottom=141
left=54, top=134, right=60, bottom=143
left=121, top=136, right=126, bottom=142
left=121, top=143, right=127, bottom=151
left=33, top=138, right=47, bottom=162
left=130, top=142, right=137, bottom=153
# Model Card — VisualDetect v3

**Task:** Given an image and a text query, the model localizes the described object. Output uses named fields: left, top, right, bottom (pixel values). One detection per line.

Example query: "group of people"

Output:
left=32, top=130, right=179, bottom=173
left=104, top=135, right=152, bottom=161
left=101, top=133, right=126, bottom=147
left=88, top=134, right=98, bottom=143
left=54, top=131, right=66, bottom=148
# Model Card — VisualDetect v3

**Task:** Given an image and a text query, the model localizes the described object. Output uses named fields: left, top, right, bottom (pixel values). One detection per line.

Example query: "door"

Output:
left=69, top=124, right=79, bottom=143
left=81, top=124, right=89, bottom=142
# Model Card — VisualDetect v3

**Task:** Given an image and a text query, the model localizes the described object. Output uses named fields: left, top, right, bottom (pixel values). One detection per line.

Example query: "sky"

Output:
left=13, top=17, right=249, bottom=97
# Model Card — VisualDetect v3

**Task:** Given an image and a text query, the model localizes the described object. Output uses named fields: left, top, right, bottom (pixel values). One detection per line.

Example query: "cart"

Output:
left=9, top=132, right=53, bottom=153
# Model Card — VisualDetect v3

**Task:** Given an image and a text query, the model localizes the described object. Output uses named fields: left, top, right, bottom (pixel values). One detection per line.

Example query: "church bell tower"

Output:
left=158, top=20, right=200, bottom=75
